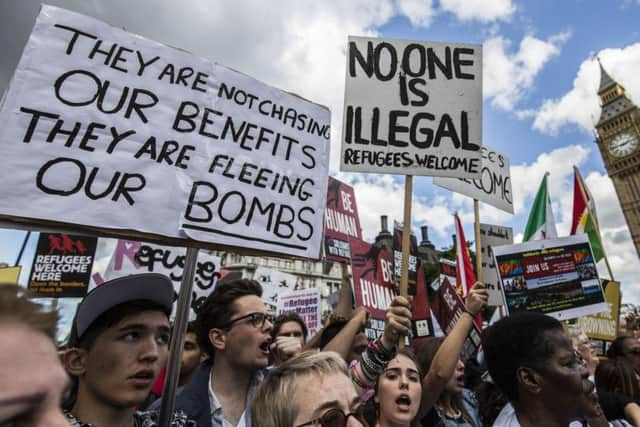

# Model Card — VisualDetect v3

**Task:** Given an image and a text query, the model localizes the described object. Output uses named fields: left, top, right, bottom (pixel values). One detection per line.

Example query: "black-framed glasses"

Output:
left=222, top=312, right=274, bottom=330
left=295, top=407, right=369, bottom=427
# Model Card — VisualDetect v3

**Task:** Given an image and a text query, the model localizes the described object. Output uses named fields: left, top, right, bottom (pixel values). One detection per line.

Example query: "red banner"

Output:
left=324, top=177, right=362, bottom=262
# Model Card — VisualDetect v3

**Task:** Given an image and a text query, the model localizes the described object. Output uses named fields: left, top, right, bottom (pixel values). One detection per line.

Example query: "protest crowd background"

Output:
left=2, top=2, right=640, bottom=427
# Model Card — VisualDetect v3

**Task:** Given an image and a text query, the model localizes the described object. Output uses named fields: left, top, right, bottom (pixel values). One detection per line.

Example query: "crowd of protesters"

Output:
left=2, top=270, right=640, bottom=427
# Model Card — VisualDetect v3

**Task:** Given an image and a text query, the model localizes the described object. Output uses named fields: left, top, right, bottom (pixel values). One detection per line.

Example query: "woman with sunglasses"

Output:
left=252, top=350, right=369, bottom=427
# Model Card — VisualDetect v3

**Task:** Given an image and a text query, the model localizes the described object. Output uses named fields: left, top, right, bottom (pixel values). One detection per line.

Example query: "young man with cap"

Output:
left=155, top=278, right=273, bottom=427
left=63, top=273, right=195, bottom=427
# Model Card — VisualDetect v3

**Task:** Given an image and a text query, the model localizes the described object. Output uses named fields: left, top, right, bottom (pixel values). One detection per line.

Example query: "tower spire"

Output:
left=597, top=57, right=617, bottom=94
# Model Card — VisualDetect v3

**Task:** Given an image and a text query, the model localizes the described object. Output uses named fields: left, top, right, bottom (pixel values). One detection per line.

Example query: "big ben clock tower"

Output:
left=595, top=60, right=640, bottom=258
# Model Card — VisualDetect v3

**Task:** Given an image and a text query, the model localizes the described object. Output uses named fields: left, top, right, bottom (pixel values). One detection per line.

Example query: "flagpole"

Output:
left=473, top=199, right=483, bottom=283
left=399, top=175, right=413, bottom=348
left=574, top=166, right=615, bottom=280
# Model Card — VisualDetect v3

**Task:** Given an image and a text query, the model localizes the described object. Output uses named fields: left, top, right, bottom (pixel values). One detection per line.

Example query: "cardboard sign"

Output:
left=492, top=235, right=608, bottom=320
left=323, top=177, right=362, bottom=262
left=0, top=6, right=330, bottom=258
left=577, top=279, right=621, bottom=342
left=433, top=146, right=513, bottom=213
left=341, top=36, right=482, bottom=178
left=28, top=232, right=97, bottom=297
left=253, top=266, right=297, bottom=308
left=92, top=239, right=221, bottom=319
left=276, top=287, right=322, bottom=340
left=350, top=238, right=396, bottom=340
left=479, top=223, right=513, bottom=306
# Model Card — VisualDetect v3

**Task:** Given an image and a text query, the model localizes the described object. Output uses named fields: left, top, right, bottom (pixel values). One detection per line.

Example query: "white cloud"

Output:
left=439, top=0, right=515, bottom=22
left=484, top=32, right=570, bottom=110
left=395, top=0, right=435, bottom=27
left=533, top=43, right=640, bottom=135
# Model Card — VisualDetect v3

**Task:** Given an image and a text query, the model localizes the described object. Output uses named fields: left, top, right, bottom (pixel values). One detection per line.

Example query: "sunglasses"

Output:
left=295, top=407, right=369, bottom=427
left=222, top=312, right=274, bottom=330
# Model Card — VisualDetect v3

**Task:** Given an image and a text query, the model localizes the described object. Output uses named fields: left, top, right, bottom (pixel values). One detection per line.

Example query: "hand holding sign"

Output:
left=465, top=282, right=488, bottom=316
left=380, top=295, right=413, bottom=351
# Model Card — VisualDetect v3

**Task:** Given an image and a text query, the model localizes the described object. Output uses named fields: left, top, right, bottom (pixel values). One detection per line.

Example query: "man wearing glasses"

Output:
left=156, top=279, right=273, bottom=427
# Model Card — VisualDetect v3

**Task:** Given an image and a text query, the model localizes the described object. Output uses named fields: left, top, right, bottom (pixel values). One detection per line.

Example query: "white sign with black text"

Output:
left=0, top=6, right=330, bottom=258
left=479, top=223, right=513, bottom=306
left=341, top=36, right=482, bottom=178
left=433, top=146, right=513, bottom=213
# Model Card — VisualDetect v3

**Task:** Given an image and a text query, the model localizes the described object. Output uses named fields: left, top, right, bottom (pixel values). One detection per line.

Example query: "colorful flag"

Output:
left=571, top=167, right=604, bottom=262
left=523, top=173, right=558, bottom=241
left=454, top=213, right=482, bottom=330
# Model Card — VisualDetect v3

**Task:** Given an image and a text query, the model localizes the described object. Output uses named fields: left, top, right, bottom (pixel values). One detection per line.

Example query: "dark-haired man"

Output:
left=63, top=273, right=195, bottom=426
left=155, top=279, right=273, bottom=427
left=269, top=313, right=307, bottom=365
left=483, top=312, right=604, bottom=427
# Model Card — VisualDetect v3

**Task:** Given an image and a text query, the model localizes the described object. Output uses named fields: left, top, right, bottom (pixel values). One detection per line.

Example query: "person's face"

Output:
left=222, top=295, right=273, bottom=370
left=376, top=354, right=422, bottom=426
left=0, top=323, right=69, bottom=427
left=575, top=333, right=598, bottom=374
left=293, top=371, right=366, bottom=427
left=180, top=332, right=201, bottom=379
left=276, top=321, right=305, bottom=346
left=81, top=310, right=170, bottom=408
left=621, top=337, right=640, bottom=372
left=533, top=329, right=599, bottom=420
left=444, top=358, right=466, bottom=394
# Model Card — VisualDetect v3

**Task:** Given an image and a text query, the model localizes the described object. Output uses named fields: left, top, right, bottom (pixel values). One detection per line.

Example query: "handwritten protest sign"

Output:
left=253, top=266, right=297, bottom=308
left=323, top=177, right=362, bottom=262
left=92, top=239, right=221, bottom=319
left=341, top=36, right=482, bottom=178
left=433, top=146, right=513, bottom=213
left=492, top=235, right=607, bottom=320
left=276, top=288, right=322, bottom=340
left=28, top=232, right=97, bottom=297
left=0, top=6, right=330, bottom=259
left=479, top=223, right=513, bottom=306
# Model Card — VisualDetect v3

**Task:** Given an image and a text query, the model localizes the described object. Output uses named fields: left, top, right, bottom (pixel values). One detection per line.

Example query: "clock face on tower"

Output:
left=608, top=131, right=639, bottom=158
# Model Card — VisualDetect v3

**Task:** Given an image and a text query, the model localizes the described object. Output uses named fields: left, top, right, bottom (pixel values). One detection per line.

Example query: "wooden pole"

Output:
left=399, top=175, right=413, bottom=348
left=473, top=199, right=483, bottom=283
left=158, top=246, right=199, bottom=427
left=574, top=166, right=615, bottom=280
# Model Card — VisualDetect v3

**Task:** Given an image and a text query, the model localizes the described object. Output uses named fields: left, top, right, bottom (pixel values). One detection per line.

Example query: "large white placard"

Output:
left=433, top=146, right=513, bottom=213
left=479, top=223, right=513, bottom=306
left=0, top=6, right=330, bottom=258
left=340, top=36, right=482, bottom=178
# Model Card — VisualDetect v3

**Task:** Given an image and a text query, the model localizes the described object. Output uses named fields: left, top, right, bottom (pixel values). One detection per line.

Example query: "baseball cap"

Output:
left=69, top=273, right=175, bottom=345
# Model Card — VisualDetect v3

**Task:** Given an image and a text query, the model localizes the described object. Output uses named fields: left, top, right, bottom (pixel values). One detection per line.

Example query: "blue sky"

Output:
left=1, top=0, right=639, bottom=320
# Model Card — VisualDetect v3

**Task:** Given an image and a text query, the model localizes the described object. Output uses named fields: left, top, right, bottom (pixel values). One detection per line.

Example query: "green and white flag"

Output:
left=523, top=173, right=558, bottom=241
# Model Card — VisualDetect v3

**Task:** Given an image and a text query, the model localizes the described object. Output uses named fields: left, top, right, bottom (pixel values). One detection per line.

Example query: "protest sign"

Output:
left=28, top=232, right=97, bottom=297
left=0, top=266, right=21, bottom=284
left=392, top=223, right=419, bottom=290
left=350, top=238, right=396, bottom=340
left=492, top=235, right=608, bottom=320
left=341, top=36, right=482, bottom=178
left=253, top=266, right=297, bottom=308
left=0, top=6, right=330, bottom=259
left=576, top=279, right=620, bottom=342
left=431, top=276, right=481, bottom=358
left=433, top=146, right=513, bottom=213
left=92, top=239, right=221, bottom=319
left=479, top=223, right=513, bottom=306
left=276, top=287, right=322, bottom=340
left=323, top=177, right=362, bottom=262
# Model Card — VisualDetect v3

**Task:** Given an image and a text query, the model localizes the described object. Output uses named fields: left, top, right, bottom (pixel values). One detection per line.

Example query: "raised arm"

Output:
left=416, top=282, right=488, bottom=419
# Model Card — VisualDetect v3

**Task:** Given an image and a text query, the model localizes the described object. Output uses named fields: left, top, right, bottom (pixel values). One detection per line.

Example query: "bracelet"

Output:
left=461, top=309, right=475, bottom=318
